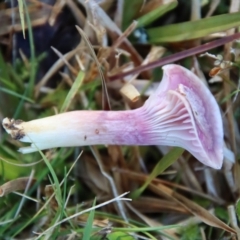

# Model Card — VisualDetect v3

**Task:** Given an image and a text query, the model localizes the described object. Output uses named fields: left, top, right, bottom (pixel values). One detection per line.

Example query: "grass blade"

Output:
left=17, top=0, right=25, bottom=38
left=83, top=198, right=96, bottom=240
left=131, top=147, right=184, bottom=199
left=0, top=87, right=34, bottom=103
left=60, top=70, right=85, bottom=113
left=137, top=1, right=178, bottom=27
left=147, top=12, right=240, bottom=43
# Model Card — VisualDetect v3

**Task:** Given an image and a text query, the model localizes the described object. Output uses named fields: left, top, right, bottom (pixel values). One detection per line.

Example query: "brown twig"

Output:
left=109, top=32, right=240, bottom=81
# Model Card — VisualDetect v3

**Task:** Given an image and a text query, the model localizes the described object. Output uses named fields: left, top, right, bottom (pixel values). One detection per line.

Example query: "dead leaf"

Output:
left=150, top=183, right=236, bottom=234
left=0, top=177, right=36, bottom=197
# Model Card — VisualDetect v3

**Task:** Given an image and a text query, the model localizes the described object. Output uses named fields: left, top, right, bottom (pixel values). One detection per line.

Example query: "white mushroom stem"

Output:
left=2, top=64, right=224, bottom=169
left=2, top=110, right=150, bottom=153
left=2, top=91, right=188, bottom=153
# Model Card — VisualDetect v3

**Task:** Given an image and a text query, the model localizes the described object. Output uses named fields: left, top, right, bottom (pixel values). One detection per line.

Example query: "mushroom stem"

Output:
left=2, top=109, right=152, bottom=154
left=2, top=64, right=224, bottom=169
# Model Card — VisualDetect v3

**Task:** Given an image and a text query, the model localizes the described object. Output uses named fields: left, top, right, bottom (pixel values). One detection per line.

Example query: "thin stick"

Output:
left=109, top=33, right=240, bottom=81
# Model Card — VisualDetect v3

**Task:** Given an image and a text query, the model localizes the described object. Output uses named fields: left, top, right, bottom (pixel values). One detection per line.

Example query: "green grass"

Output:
left=1, top=0, right=240, bottom=239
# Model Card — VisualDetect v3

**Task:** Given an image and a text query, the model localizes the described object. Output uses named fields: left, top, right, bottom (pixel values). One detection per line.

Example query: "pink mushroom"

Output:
left=2, top=64, right=223, bottom=169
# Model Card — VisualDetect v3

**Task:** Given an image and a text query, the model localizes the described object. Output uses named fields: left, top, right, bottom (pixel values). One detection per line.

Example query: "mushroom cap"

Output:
left=144, top=64, right=223, bottom=169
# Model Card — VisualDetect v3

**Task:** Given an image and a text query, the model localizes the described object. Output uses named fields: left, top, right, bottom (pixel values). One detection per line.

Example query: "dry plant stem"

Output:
left=125, top=202, right=178, bottom=239
left=114, top=0, right=124, bottom=28
left=35, top=45, right=82, bottom=98
left=191, top=0, right=201, bottom=21
left=66, top=0, right=86, bottom=28
left=59, top=72, right=74, bottom=86
left=137, top=0, right=164, bottom=16
left=14, top=170, right=35, bottom=218
left=76, top=26, right=111, bottom=109
left=90, top=146, right=128, bottom=223
left=150, top=184, right=236, bottom=234
left=3, top=65, right=223, bottom=169
left=0, top=2, right=52, bottom=36
left=116, top=169, right=225, bottom=204
left=173, top=156, right=203, bottom=192
left=0, top=176, right=36, bottom=197
left=81, top=0, right=151, bottom=79
left=223, top=44, right=237, bottom=156
left=108, top=20, right=138, bottom=59
left=51, top=47, right=78, bottom=76
left=48, top=0, right=65, bottom=26
left=191, top=0, right=201, bottom=47
left=34, top=192, right=131, bottom=240
left=109, top=32, right=240, bottom=81
left=205, top=0, right=220, bottom=17
left=200, top=227, right=207, bottom=240
left=225, top=0, right=240, bottom=193
left=227, top=205, right=240, bottom=238
left=204, top=168, right=219, bottom=198
left=112, top=21, right=138, bottom=48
